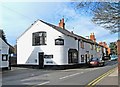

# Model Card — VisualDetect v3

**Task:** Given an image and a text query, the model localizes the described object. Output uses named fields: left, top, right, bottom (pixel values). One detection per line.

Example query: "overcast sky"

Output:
left=0, top=2, right=118, bottom=46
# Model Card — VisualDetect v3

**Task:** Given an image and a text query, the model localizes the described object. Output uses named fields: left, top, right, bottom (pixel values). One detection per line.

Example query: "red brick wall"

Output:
left=117, top=40, right=120, bottom=75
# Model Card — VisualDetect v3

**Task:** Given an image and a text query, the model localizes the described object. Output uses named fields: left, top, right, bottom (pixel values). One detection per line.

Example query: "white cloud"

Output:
left=2, top=2, right=64, bottom=45
left=56, top=4, right=118, bottom=44
left=1, top=2, right=118, bottom=45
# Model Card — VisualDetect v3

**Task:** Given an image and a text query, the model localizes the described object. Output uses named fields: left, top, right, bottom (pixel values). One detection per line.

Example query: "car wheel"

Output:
left=102, top=62, right=105, bottom=66
left=98, top=63, right=101, bottom=67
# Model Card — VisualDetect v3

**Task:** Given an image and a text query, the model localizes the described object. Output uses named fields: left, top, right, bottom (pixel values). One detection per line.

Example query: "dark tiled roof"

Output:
left=0, top=37, right=14, bottom=50
left=40, top=20, right=98, bottom=44
left=18, top=19, right=101, bottom=46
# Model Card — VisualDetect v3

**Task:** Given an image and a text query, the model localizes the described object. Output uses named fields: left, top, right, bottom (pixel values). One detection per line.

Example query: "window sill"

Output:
left=32, top=44, right=47, bottom=46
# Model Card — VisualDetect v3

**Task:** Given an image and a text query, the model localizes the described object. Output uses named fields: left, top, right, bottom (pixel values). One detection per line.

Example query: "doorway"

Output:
left=85, top=54, right=88, bottom=64
left=38, top=52, right=44, bottom=69
left=68, top=49, right=78, bottom=64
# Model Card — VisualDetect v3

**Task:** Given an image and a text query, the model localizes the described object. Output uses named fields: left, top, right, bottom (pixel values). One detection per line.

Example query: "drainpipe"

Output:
left=78, top=39, right=80, bottom=63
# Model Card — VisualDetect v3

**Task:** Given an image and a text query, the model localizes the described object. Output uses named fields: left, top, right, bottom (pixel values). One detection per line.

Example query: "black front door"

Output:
left=38, top=52, right=44, bottom=69
left=68, top=52, right=72, bottom=63
left=85, top=54, right=88, bottom=64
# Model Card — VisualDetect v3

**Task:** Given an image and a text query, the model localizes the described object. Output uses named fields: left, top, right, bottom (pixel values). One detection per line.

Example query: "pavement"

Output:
left=97, top=67, right=118, bottom=86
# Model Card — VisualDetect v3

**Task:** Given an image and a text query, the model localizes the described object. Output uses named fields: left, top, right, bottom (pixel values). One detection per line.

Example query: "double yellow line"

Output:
left=86, top=67, right=117, bottom=87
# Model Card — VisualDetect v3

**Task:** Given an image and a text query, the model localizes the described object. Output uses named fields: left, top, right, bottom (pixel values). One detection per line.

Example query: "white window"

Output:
left=2, top=54, right=8, bottom=61
left=81, top=55, right=84, bottom=62
left=44, top=55, right=53, bottom=59
left=32, top=32, right=47, bottom=46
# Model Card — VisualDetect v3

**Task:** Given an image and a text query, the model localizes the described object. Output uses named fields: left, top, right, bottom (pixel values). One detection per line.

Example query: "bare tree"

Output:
left=0, top=29, right=7, bottom=42
left=72, top=2, right=120, bottom=33
left=72, top=2, right=120, bottom=86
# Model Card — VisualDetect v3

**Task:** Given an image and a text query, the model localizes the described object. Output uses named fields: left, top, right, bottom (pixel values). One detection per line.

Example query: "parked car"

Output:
left=110, top=55, right=118, bottom=61
left=88, top=57, right=105, bottom=67
left=103, top=56, right=110, bottom=60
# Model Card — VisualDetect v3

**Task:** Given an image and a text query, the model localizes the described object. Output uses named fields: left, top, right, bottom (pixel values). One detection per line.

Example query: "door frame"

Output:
left=68, top=49, right=78, bottom=64
left=38, top=52, right=44, bottom=69
left=85, top=54, right=88, bottom=64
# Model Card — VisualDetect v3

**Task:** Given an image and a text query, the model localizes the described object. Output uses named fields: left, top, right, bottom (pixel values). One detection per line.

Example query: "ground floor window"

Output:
left=44, top=55, right=53, bottom=59
left=91, top=55, right=93, bottom=58
left=81, top=55, right=84, bottom=62
left=2, top=54, right=8, bottom=61
left=68, top=49, right=78, bottom=63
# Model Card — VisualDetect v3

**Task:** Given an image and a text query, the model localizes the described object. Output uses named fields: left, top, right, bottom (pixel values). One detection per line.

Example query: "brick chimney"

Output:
left=59, top=18, right=65, bottom=29
left=99, top=42, right=107, bottom=47
left=90, top=33, right=96, bottom=42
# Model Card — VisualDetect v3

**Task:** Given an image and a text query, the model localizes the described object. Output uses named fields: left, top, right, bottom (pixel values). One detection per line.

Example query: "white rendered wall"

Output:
left=78, top=41, right=102, bottom=63
left=17, top=20, right=77, bottom=65
left=0, top=38, right=9, bottom=68
left=17, top=20, right=103, bottom=66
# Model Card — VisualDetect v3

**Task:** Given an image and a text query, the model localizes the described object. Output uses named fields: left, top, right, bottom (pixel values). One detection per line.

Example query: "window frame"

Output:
left=90, top=44, right=94, bottom=50
left=81, top=55, right=84, bottom=62
left=44, top=55, right=53, bottom=59
left=80, top=41, right=84, bottom=49
left=2, top=54, right=8, bottom=61
left=32, top=31, right=47, bottom=46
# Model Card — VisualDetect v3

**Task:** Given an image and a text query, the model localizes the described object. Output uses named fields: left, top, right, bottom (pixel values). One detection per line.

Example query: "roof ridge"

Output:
left=40, top=20, right=97, bottom=44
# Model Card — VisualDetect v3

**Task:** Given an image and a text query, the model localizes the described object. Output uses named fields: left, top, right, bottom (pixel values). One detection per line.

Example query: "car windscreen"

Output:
left=91, top=58, right=99, bottom=61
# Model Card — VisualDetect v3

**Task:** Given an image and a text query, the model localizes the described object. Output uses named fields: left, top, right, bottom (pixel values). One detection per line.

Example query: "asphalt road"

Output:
left=1, top=60, right=117, bottom=86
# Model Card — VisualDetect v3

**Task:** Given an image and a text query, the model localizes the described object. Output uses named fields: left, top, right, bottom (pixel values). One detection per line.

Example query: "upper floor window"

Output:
left=94, top=45, right=97, bottom=50
left=90, top=44, right=93, bottom=50
left=32, top=32, right=46, bottom=46
left=96, top=46, right=101, bottom=52
left=55, top=38, right=64, bottom=45
left=81, top=41, right=84, bottom=49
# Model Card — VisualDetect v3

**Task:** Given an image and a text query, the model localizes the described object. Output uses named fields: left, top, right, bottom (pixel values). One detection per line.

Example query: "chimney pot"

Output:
left=59, top=18, right=65, bottom=29
left=71, top=31, right=74, bottom=34
left=90, top=32, right=96, bottom=42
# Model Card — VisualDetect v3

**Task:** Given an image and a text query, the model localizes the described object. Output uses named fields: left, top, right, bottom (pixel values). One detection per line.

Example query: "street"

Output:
left=1, top=60, right=117, bottom=86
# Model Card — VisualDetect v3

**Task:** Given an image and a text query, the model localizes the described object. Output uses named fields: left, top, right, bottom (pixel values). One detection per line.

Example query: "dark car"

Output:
left=88, top=57, right=105, bottom=67
left=103, top=56, right=110, bottom=60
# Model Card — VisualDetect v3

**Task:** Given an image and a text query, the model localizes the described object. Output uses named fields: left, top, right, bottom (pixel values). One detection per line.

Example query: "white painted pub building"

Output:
left=17, top=18, right=106, bottom=68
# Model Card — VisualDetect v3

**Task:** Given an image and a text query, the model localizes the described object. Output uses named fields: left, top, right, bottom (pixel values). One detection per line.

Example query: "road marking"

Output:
left=89, top=67, right=116, bottom=86
left=62, top=68, right=85, bottom=72
left=62, top=69, right=77, bottom=72
left=86, top=67, right=117, bottom=87
left=38, top=81, right=50, bottom=85
left=30, top=81, right=50, bottom=87
left=59, top=73, right=80, bottom=80
left=81, top=72, right=84, bottom=74
left=90, top=68, right=99, bottom=71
